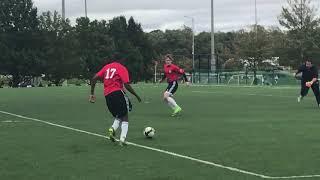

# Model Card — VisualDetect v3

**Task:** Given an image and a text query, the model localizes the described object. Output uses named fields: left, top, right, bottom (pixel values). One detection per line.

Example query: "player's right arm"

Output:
left=295, top=65, right=303, bottom=76
left=89, top=67, right=105, bottom=103
left=89, top=75, right=99, bottom=103
left=159, top=74, right=166, bottom=83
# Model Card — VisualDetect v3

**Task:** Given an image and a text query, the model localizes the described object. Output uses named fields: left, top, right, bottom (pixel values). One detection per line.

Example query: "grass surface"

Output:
left=1, top=84, right=320, bottom=180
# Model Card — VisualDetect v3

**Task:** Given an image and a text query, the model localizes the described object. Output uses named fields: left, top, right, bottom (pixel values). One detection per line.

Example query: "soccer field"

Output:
left=1, top=84, right=320, bottom=180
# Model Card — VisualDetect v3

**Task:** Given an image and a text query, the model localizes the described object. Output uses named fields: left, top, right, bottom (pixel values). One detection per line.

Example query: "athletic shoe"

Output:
left=108, top=128, right=115, bottom=142
left=119, top=140, right=127, bottom=146
left=172, top=106, right=182, bottom=117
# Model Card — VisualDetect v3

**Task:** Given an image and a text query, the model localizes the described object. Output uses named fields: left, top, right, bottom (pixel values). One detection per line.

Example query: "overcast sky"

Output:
left=32, top=0, right=320, bottom=32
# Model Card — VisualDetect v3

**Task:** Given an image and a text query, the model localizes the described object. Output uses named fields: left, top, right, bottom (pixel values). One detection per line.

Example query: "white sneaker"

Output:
left=297, top=96, right=302, bottom=102
left=119, top=140, right=127, bottom=146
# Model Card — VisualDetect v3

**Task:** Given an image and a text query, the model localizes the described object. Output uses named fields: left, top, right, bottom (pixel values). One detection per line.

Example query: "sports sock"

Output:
left=111, top=118, right=120, bottom=131
left=120, top=121, right=128, bottom=142
left=167, top=100, right=175, bottom=109
left=167, top=97, right=179, bottom=109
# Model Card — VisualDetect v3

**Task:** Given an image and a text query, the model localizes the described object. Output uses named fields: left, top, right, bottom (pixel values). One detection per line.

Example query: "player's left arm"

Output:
left=174, top=66, right=189, bottom=82
left=124, top=83, right=141, bottom=102
left=306, top=67, right=318, bottom=87
left=311, top=67, right=318, bottom=84
left=181, top=73, right=188, bottom=82
left=120, top=66, right=142, bottom=102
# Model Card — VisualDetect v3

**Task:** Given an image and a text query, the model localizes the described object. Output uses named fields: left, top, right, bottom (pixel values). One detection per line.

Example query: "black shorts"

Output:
left=105, top=90, right=132, bottom=118
left=166, top=81, right=178, bottom=95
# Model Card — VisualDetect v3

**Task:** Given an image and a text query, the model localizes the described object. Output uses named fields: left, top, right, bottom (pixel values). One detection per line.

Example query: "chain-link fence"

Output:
left=154, top=54, right=300, bottom=86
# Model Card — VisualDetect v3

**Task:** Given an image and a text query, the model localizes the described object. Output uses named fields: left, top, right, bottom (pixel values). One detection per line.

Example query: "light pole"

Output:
left=62, top=0, right=65, bottom=20
left=85, top=0, right=88, bottom=18
left=211, top=0, right=215, bottom=72
left=255, top=0, right=258, bottom=40
left=184, top=16, right=195, bottom=84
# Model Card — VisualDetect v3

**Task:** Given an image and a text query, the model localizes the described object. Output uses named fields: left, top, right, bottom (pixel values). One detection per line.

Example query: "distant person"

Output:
left=274, top=75, right=279, bottom=85
left=295, top=59, right=320, bottom=107
left=261, top=76, right=265, bottom=85
left=89, top=57, right=141, bottom=146
left=159, top=54, right=189, bottom=116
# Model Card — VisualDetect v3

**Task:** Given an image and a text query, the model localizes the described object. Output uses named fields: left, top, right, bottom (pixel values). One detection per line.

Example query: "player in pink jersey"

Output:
left=159, top=54, right=189, bottom=116
left=89, top=58, right=141, bottom=146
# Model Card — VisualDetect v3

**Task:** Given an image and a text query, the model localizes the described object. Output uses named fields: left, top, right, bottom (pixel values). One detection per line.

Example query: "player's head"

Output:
left=305, top=59, right=313, bottom=68
left=164, top=54, right=173, bottom=65
left=108, top=52, right=126, bottom=64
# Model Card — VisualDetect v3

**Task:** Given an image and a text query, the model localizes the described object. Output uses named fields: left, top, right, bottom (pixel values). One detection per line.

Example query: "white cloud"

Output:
left=32, top=0, right=319, bottom=32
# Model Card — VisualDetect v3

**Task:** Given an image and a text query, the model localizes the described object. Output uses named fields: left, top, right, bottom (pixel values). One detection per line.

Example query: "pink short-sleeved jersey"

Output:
left=96, top=62, right=129, bottom=96
left=164, top=64, right=185, bottom=82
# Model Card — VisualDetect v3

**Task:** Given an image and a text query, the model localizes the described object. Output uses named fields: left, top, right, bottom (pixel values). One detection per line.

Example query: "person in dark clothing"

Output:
left=295, top=60, right=320, bottom=107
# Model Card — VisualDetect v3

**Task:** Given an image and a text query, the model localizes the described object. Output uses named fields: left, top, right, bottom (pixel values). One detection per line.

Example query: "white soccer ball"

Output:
left=143, top=127, right=155, bottom=138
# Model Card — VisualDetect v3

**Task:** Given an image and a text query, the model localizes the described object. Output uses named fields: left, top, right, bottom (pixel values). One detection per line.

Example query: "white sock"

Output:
left=111, top=118, right=120, bottom=131
left=120, top=121, right=128, bottom=142
left=167, top=97, right=178, bottom=108
left=167, top=100, right=175, bottom=109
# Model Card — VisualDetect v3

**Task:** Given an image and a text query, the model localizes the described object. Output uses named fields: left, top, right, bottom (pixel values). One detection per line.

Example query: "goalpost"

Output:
left=227, top=74, right=264, bottom=86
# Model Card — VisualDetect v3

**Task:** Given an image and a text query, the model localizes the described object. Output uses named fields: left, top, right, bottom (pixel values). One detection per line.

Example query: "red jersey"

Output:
left=96, top=62, right=129, bottom=96
left=164, top=64, right=185, bottom=82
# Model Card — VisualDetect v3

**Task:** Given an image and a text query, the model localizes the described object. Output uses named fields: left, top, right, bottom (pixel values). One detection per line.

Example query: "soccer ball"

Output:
left=143, top=127, right=155, bottom=138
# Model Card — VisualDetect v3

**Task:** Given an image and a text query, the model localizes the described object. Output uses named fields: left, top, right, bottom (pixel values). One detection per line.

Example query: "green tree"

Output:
left=147, top=27, right=193, bottom=74
left=194, top=32, right=211, bottom=55
left=0, top=0, right=39, bottom=87
left=75, top=17, right=115, bottom=80
left=127, top=17, right=155, bottom=81
left=236, top=26, right=272, bottom=84
left=108, top=16, right=151, bottom=82
left=215, top=32, right=237, bottom=69
left=147, top=30, right=167, bottom=55
left=279, top=0, right=320, bottom=65
left=38, top=11, right=78, bottom=85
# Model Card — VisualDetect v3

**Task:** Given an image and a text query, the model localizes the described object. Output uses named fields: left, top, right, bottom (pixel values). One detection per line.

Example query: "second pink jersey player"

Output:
left=160, top=54, right=188, bottom=117
left=163, top=64, right=185, bottom=83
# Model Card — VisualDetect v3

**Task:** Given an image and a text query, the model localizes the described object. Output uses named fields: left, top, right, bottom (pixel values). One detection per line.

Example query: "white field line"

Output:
left=148, top=84, right=299, bottom=89
left=0, top=110, right=319, bottom=179
left=1, top=120, right=28, bottom=123
left=191, top=90, right=296, bottom=98
left=189, top=84, right=299, bottom=89
left=268, top=175, right=320, bottom=179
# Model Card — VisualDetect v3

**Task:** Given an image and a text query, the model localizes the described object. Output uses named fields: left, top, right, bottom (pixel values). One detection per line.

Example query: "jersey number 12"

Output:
left=105, top=68, right=116, bottom=79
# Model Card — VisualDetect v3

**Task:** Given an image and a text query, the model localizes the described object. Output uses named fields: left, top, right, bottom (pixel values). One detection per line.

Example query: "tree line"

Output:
left=1, top=0, right=320, bottom=86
